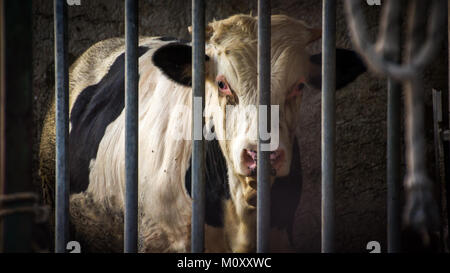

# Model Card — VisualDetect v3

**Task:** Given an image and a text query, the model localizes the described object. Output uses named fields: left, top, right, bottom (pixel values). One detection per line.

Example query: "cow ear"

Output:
left=152, top=43, right=210, bottom=87
left=306, top=48, right=366, bottom=90
left=188, top=25, right=214, bottom=41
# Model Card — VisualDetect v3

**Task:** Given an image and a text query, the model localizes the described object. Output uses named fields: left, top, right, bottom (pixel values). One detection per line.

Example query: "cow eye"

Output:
left=218, top=81, right=226, bottom=89
left=217, top=78, right=233, bottom=96
left=216, top=75, right=232, bottom=96
left=287, top=81, right=305, bottom=99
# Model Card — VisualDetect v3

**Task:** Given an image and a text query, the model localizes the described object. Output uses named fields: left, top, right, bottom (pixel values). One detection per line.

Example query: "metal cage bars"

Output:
left=345, top=0, right=447, bottom=251
left=51, top=0, right=445, bottom=253
left=53, top=0, right=143, bottom=254
left=51, top=0, right=339, bottom=254
left=53, top=0, right=275, bottom=253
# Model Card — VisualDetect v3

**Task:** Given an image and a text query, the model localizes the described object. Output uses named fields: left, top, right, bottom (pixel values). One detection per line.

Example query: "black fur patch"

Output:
left=152, top=43, right=192, bottom=87
left=185, top=136, right=230, bottom=227
left=308, top=48, right=366, bottom=90
left=158, top=36, right=190, bottom=44
left=69, top=46, right=150, bottom=193
left=152, top=43, right=209, bottom=87
left=270, top=140, right=302, bottom=243
left=184, top=135, right=303, bottom=240
left=158, top=36, right=178, bottom=42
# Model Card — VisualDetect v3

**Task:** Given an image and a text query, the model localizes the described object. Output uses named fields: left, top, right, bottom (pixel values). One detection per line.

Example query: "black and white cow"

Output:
left=39, top=14, right=365, bottom=252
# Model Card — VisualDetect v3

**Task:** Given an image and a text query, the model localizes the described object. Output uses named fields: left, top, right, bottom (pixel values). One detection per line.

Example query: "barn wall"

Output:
left=32, top=0, right=448, bottom=252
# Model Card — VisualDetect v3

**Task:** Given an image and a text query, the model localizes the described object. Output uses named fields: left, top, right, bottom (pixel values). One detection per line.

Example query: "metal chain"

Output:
left=0, top=192, right=50, bottom=223
left=344, top=0, right=446, bottom=235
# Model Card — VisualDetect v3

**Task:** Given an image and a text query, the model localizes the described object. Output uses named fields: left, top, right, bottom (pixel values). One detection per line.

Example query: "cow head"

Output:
left=153, top=14, right=365, bottom=251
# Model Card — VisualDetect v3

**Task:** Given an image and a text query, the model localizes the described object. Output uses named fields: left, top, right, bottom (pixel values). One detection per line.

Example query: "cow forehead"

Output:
left=210, top=42, right=308, bottom=103
left=208, top=14, right=313, bottom=47
left=207, top=14, right=313, bottom=102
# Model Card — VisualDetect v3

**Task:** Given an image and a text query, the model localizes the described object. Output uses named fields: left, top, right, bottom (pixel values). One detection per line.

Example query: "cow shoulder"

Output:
left=68, top=39, right=153, bottom=193
left=67, top=36, right=189, bottom=193
left=69, top=38, right=128, bottom=110
left=39, top=38, right=130, bottom=203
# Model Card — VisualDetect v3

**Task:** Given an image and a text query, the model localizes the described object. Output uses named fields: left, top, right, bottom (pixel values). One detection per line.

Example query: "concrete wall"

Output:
left=32, top=0, right=448, bottom=252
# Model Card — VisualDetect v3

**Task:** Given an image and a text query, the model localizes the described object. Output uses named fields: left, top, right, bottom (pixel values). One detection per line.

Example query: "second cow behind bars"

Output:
left=39, top=14, right=365, bottom=252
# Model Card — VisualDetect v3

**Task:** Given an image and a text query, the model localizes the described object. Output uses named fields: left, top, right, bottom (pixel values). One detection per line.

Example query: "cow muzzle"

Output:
left=242, top=148, right=285, bottom=177
left=239, top=175, right=278, bottom=209
left=238, top=148, right=285, bottom=208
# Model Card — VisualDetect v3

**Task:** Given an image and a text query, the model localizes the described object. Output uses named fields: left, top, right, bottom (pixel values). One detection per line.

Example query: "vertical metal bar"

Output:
left=321, top=0, right=336, bottom=253
left=403, top=0, right=438, bottom=237
left=432, top=89, right=445, bottom=252
left=54, top=0, right=69, bottom=253
left=191, top=0, right=206, bottom=253
left=124, top=0, right=139, bottom=253
left=445, top=0, right=450, bottom=251
left=385, top=6, right=402, bottom=252
left=2, top=0, right=33, bottom=253
left=257, top=0, right=271, bottom=253
left=0, top=0, right=5, bottom=253
left=387, top=77, right=401, bottom=253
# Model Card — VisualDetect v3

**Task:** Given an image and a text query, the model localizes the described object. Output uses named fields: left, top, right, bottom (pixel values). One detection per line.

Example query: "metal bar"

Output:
left=387, top=77, right=401, bottom=253
left=445, top=0, right=450, bottom=251
left=54, top=0, right=69, bottom=253
left=432, top=89, right=445, bottom=252
left=345, top=0, right=445, bottom=82
left=191, top=0, right=206, bottom=253
left=384, top=1, right=402, bottom=253
left=124, top=0, right=139, bottom=253
left=0, top=207, right=38, bottom=218
left=402, top=0, right=439, bottom=235
left=257, top=0, right=271, bottom=253
left=2, top=0, right=33, bottom=253
left=0, top=192, right=37, bottom=204
left=321, top=0, right=336, bottom=253
left=0, top=0, right=5, bottom=253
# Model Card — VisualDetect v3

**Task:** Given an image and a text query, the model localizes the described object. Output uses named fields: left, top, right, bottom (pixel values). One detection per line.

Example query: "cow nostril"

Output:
left=246, top=149, right=257, bottom=161
left=243, top=149, right=256, bottom=164
left=242, top=149, right=258, bottom=175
